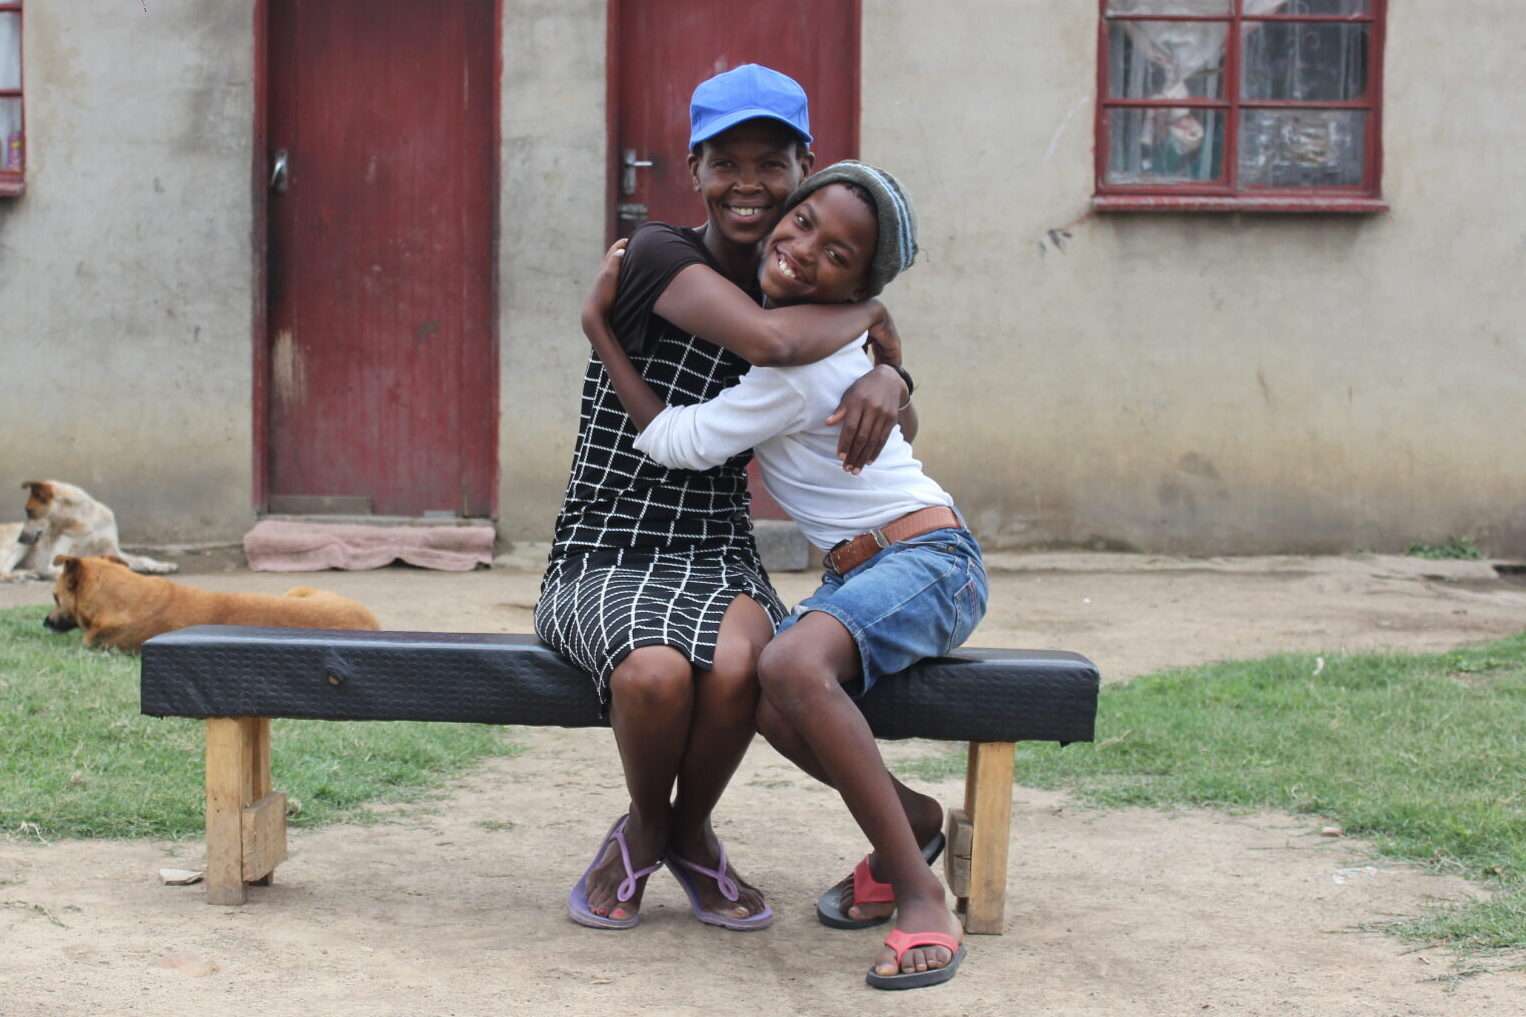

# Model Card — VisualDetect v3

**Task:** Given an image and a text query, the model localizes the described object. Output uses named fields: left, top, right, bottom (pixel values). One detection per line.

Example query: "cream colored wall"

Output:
left=0, top=1, right=255, bottom=545
left=856, top=0, right=1526, bottom=553
left=3, top=2, right=1521, bottom=556
left=495, top=0, right=609, bottom=549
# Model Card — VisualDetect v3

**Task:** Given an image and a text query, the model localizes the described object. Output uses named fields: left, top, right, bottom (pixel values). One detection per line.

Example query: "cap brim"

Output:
left=689, top=109, right=812, bottom=149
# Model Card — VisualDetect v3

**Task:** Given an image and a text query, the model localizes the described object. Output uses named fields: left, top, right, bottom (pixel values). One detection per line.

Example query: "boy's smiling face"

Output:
left=759, top=183, right=878, bottom=306
left=688, top=120, right=812, bottom=250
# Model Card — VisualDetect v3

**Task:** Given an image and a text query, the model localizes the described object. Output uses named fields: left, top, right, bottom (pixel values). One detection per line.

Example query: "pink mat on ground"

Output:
left=243, top=520, right=495, bottom=573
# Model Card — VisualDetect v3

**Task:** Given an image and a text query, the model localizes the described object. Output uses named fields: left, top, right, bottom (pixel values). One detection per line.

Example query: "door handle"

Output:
left=622, top=148, right=655, bottom=196
left=270, top=149, right=289, bottom=194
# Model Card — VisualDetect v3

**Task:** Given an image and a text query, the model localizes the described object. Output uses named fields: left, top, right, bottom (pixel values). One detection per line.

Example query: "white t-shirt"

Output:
left=633, top=335, right=953, bottom=550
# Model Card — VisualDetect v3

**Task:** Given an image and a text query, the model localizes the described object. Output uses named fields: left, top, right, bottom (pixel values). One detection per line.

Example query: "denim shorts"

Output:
left=776, top=526, right=988, bottom=696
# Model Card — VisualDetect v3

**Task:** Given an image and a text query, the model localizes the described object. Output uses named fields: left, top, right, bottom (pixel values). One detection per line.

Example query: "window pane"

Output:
left=1254, top=1, right=1370, bottom=16
left=0, top=98, right=21, bottom=172
left=1107, top=1, right=1230, bottom=13
left=1107, top=107, right=1226, bottom=184
left=1243, top=22, right=1368, bottom=101
left=0, top=13, right=20, bottom=92
left=1238, top=109, right=1365, bottom=187
left=1109, top=22, right=1228, bottom=100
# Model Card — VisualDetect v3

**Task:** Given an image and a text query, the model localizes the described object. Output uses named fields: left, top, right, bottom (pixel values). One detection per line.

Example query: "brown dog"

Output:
left=46, top=555, right=380, bottom=652
left=3, top=481, right=177, bottom=581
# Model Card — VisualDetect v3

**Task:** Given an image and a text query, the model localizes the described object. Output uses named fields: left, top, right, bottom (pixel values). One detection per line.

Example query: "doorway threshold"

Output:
left=245, top=518, right=496, bottom=573
left=260, top=514, right=494, bottom=528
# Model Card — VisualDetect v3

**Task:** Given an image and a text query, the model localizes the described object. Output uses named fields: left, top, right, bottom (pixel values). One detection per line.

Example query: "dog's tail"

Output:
left=116, top=552, right=178, bottom=575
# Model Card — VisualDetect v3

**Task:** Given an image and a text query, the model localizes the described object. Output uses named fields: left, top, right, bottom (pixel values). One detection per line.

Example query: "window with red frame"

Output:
left=1095, top=0, right=1386, bottom=213
left=0, top=1, right=22, bottom=196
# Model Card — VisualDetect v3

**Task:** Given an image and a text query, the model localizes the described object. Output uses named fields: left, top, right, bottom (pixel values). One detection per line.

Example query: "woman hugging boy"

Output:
left=583, top=157, right=988, bottom=990
left=537, top=64, right=909, bottom=947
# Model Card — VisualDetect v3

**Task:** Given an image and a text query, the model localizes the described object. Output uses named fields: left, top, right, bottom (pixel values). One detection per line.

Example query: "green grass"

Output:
left=906, top=635, right=1526, bottom=951
left=4, top=601, right=1523, bottom=952
left=0, top=606, right=521, bottom=840
left=1408, top=536, right=1484, bottom=560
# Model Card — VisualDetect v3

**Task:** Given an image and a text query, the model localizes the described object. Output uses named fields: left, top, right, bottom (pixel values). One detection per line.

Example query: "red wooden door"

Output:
left=611, top=1, right=861, bottom=517
left=265, top=0, right=496, bottom=518
left=612, top=1, right=859, bottom=236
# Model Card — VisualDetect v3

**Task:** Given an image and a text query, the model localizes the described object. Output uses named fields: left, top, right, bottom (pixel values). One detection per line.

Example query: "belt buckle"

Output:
left=826, top=539, right=850, bottom=575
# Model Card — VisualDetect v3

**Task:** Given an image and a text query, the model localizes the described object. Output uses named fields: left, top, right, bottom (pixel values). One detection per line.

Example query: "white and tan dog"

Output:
left=1, top=480, right=177, bottom=582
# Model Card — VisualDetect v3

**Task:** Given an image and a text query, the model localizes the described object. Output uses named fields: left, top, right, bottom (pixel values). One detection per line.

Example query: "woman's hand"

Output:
left=582, top=238, right=627, bottom=342
left=822, top=303, right=907, bottom=473
left=865, top=302, right=902, bottom=368
left=826, top=364, right=909, bottom=475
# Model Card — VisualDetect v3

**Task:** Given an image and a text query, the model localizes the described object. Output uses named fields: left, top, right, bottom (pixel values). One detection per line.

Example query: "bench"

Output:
left=139, top=626, right=1099, bottom=934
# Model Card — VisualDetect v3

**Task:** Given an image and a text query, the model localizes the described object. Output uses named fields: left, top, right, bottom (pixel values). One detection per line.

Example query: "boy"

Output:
left=583, top=162, right=985, bottom=989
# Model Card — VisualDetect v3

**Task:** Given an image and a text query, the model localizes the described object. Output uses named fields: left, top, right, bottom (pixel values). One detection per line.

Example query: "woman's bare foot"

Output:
left=872, top=891, right=962, bottom=978
left=583, top=806, right=670, bottom=922
left=841, top=795, right=943, bottom=922
left=669, top=823, right=768, bottom=920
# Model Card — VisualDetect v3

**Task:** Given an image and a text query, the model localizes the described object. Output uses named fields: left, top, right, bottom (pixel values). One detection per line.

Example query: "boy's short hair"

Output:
left=782, top=161, right=918, bottom=297
left=688, top=63, right=812, bottom=150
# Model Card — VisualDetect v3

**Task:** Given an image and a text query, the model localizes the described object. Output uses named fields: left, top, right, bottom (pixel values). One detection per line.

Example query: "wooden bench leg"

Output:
left=205, top=717, right=287, bottom=905
left=945, top=740, right=1016, bottom=934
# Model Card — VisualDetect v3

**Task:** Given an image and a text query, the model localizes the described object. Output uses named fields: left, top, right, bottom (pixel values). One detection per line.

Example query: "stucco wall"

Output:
left=0, top=1, right=255, bottom=545
left=4, top=2, right=1523, bottom=556
left=859, top=0, right=1526, bottom=554
left=496, top=0, right=607, bottom=547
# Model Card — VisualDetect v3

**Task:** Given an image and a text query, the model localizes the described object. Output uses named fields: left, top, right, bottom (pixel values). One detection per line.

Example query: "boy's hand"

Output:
left=583, top=238, right=627, bottom=337
left=826, top=365, right=909, bottom=475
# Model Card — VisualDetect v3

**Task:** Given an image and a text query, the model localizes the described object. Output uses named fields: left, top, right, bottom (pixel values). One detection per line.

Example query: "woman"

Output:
left=538, top=64, right=910, bottom=931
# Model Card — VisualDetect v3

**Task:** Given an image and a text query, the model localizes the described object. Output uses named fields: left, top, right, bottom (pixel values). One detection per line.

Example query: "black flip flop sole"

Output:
left=815, top=831, right=947, bottom=930
left=865, top=944, right=967, bottom=991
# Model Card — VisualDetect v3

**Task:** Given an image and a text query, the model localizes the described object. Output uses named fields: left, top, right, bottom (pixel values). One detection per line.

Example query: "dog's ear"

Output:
left=22, top=481, right=54, bottom=502
left=53, top=555, right=81, bottom=591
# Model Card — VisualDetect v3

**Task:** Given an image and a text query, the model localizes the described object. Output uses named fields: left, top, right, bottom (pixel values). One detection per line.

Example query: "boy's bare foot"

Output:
left=840, top=796, right=943, bottom=922
left=584, top=806, right=669, bottom=922
left=873, top=892, right=962, bottom=978
left=669, top=824, right=768, bottom=920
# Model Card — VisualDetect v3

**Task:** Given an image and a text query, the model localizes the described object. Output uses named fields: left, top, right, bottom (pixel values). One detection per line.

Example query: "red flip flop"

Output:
left=864, top=928, right=966, bottom=991
left=816, top=831, right=946, bottom=929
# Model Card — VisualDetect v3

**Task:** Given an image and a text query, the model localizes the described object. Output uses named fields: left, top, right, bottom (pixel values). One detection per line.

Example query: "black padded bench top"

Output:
left=141, top=626, right=1099, bottom=744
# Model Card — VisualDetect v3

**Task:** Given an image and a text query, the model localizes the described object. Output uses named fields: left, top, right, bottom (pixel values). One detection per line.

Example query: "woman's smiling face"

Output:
left=688, top=120, right=812, bottom=250
left=759, top=183, right=878, bottom=306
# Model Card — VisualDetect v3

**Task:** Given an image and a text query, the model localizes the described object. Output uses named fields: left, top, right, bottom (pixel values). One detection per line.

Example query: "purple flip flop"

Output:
left=568, top=814, right=662, bottom=930
left=665, top=842, right=774, bottom=931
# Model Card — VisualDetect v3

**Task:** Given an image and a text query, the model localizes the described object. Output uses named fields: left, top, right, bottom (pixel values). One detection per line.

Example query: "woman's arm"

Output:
left=653, top=263, right=899, bottom=369
left=672, top=272, right=911, bottom=468
left=586, top=238, right=906, bottom=471
left=582, top=243, right=809, bottom=463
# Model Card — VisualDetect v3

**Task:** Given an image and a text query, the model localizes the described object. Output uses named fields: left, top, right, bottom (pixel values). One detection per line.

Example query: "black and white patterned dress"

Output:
left=535, top=224, right=786, bottom=705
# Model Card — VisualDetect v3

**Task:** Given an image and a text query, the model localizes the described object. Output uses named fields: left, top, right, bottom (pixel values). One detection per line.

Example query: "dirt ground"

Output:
left=2, top=551, right=1524, bottom=1016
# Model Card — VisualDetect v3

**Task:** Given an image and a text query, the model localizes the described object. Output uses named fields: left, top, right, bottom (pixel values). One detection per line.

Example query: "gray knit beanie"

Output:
left=780, top=160, right=917, bottom=297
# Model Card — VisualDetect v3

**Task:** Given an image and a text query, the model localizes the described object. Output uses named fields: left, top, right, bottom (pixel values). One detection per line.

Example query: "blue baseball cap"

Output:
left=688, top=63, right=812, bottom=150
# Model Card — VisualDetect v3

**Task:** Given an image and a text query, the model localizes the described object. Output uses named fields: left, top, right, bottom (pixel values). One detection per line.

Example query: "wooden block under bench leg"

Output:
left=945, top=740, right=1016, bottom=934
left=205, top=717, right=287, bottom=905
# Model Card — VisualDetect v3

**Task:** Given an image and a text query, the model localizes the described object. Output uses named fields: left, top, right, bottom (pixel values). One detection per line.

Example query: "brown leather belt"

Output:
left=824, top=506, right=962, bottom=575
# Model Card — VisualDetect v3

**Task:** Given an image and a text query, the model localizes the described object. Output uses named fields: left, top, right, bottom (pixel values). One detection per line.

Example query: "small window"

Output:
left=0, top=1, right=22, bottom=197
left=1094, top=1, right=1386, bottom=212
